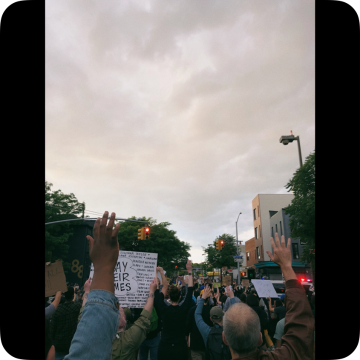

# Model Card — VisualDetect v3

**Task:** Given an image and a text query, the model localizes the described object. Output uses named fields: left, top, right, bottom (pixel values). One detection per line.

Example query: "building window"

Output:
left=246, top=252, right=249, bottom=261
left=280, top=221, right=283, bottom=236
left=275, top=224, right=278, bottom=234
left=253, top=208, right=256, bottom=220
left=255, top=227, right=258, bottom=239
left=260, top=245, right=262, bottom=259
left=292, top=243, right=299, bottom=259
left=257, top=206, right=260, bottom=219
left=256, top=246, right=260, bottom=260
left=259, top=225, right=261, bottom=238
left=271, top=227, right=274, bottom=238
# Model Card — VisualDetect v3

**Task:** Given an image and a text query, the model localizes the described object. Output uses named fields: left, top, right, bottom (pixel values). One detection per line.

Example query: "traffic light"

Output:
left=175, top=265, right=177, bottom=269
left=215, top=240, right=220, bottom=250
left=144, top=226, right=150, bottom=240
left=219, top=239, right=224, bottom=250
left=138, top=226, right=150, bottom=240
left=248, top=268, right=255, bottom=280
left=241, top=271, right=246, bottom=277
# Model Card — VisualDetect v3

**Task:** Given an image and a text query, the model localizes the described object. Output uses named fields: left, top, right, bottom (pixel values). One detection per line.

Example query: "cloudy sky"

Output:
left=45, top=0, right=315, bottom=264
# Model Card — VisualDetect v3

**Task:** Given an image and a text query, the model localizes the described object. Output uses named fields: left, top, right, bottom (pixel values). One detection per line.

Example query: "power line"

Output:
left=45, top=203, right=103, bottom=216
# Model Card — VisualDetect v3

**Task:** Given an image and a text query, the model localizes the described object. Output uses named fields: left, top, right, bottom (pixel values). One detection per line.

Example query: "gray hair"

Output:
left=223, top=303, right=261, bottom=356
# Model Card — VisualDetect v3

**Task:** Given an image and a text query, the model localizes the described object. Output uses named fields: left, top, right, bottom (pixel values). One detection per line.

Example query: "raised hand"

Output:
left=266, top=232, right=292, bottom=268
left=83, top=277, right=91, bottom=293
left=86, top=212, right=120, bottom=293
left=266, top=232, right=296, bottom=282
left=149, top=277, right=157, bottom=294
left=202, top=285, right=211, bottom=299
left=86, top=212, right=120, bottom=273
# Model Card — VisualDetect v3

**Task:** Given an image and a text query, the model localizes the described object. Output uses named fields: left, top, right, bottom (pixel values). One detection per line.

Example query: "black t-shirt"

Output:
left=186, top=306, right=206, bottom=351
left=155, top=286, right=194, bottom=344
left=274, top=306, right=286, bottom=321
left=250, top=305, right=268, bottom=347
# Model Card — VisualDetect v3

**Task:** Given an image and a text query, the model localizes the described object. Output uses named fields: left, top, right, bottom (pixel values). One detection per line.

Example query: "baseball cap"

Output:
left=210, top=306, right=224, bottom=320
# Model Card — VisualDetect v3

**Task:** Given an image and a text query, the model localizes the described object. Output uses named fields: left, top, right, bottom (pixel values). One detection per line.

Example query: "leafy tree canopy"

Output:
left=45, top=181, right=85, bottom=272
left=117, top=216, right=191, bottom=275
left=284, top=151, right=315, bottom=265
left=203, top=234, right=238, bottom=270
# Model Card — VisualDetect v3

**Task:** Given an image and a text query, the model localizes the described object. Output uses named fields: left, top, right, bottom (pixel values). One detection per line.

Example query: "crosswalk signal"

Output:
left=138, top=227, right=144, bottom=240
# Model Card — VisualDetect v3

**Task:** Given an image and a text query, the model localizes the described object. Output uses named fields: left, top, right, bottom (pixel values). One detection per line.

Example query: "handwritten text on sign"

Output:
left=90, top=251, right=157, bottom=308
left=251, top=280, right=279, bottom=298
left=45, top=260, right=68, bottom=297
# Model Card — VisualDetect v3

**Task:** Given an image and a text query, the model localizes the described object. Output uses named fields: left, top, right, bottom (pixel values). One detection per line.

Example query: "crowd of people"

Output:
left=45, top=211, right=315, bottom=360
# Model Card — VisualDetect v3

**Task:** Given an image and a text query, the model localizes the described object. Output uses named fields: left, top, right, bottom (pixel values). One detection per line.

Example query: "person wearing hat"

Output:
left=195, top=285, right=235, bottom=359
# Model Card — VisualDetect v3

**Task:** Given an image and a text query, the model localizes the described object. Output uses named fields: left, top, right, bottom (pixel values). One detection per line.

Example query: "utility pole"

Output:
left=235, top=212, right=242, bottom=286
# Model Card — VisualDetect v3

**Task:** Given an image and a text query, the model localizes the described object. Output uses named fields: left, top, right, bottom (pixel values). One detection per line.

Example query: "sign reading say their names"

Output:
left=90, top=251, right=157, bottom=308
left=251, top=280, right=279, bottom=298
left=45, top=260, right=68, bottom=297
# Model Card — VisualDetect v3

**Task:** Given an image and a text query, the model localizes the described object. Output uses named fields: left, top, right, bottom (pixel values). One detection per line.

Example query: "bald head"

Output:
left=223, top=303, right=261, bottom=356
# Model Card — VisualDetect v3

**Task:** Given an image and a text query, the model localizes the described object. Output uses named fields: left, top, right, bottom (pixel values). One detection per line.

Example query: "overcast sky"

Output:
left=45, top=0, right=315, bottom=264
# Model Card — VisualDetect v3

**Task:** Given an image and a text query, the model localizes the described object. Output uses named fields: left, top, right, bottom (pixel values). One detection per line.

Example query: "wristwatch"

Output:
left=188, top=272, right=192, bottom=276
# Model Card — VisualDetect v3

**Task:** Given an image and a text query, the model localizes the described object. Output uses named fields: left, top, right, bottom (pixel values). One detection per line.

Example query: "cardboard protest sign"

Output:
left=45, top=260, right=68, bottom=297
left=251, top=280, right=279, bottom=298
left=222, top=275, right=232, bottom=286
left=90, top=251, right=158, bottom=308
left=241, top=279, right=249, bottom=287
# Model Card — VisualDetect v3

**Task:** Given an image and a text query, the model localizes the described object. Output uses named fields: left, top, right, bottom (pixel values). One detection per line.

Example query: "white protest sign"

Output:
left=89, top=250, right=158, bottom=308
left=251, top=280, right=279, bottom=298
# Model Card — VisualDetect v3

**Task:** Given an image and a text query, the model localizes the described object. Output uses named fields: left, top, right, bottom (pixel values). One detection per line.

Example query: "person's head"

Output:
left=223, top=303, right=262, bottom=357
left=240, top=293, right=247, bottom=303
left=64, top=286, right=74, bottom=302
left=275, top=298, right=283, bottom=307
left=246, top=294, right=259, bottom=307
left=220, top=293, right=228, bottom=304
left=210, top=306, right=224, bottom=325
left=168, top=285, right=181, bottom=303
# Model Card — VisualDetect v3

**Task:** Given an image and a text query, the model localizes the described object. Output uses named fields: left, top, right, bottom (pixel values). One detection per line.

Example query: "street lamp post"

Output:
left=235, top=212, right=242, bottom=286
left=279, top=130, right=303, bottom=168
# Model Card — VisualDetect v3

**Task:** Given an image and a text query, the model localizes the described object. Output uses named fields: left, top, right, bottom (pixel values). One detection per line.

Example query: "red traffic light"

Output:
left=175, top=266, right=177, bottom=268
left=145, top=227, right=149, bottom=232
left=220, top=240, right=224, bottom=245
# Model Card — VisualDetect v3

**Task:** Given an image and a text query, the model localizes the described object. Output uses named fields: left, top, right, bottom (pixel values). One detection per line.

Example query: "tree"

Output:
left=116, top=216, right=191, bottom=275
left=45, top=181, right=85, bottom=273
left=284, top=151, right=315, bottom=286
left=203, top=234, right=238, bottom=270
